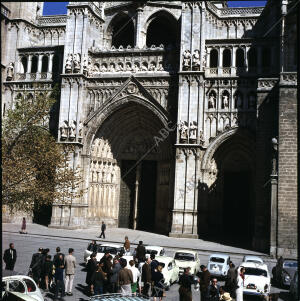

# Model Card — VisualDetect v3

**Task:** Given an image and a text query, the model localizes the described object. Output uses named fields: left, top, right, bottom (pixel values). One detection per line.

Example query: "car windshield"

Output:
left=246, top=260, right=262, bottom=264
left=210, top=257, right=225, bottom=263
left=283, top=261, right=297, bottom=268
left=98, top=246, right=123, bottom=254
left=175, top=253, right=195, bottom=261
left=158, top=262, right=166, bottom=268
left=146, top=249, right=158, bottom=255
left=87, top=243, right=99, bottom=252
left=244, top=268, right=267, bottom=277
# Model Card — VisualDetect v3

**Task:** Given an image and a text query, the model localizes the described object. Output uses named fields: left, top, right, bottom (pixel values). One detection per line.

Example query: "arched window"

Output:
left=223, top=49, right=231, bottom=67
left=21, top=57, right=28, bottom=73
left=236, top=48, right=244, bottom=67
left=146, top=11, right=178, bottom=49
left=248, top=47, right=257, bottom=71
left=31, top=56, right=38, bottom=73
left=210, top=49, right=218, bottom=68
left=108, top=13, right=134, bottom=48
left=262, top=47, right=271, bottom=70
left=41, top=56, right=48, bottom=72
left=52, top=55, right=59, bottom=73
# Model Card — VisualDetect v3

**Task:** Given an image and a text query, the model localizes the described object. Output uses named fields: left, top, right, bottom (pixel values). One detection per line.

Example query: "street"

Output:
left=2, top=232, right=291, bottom=301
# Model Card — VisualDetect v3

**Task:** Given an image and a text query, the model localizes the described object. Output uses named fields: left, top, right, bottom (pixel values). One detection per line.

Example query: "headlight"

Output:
left=284, top=275, right=290, bottom=282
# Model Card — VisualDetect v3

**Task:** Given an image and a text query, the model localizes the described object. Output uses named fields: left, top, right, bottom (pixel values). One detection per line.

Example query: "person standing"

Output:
left=54, top=254, right=65, bottom=300
left=102, top=254, right=113, bottom=293
left=91, top=263, right=107, bottom=295
left=142, top=256, right=152, bottom=298
left=110, top=257, right=122, bottom=293
left=64, top=248, right=76, bottom=296
left=20, top=217, right=27, bottom=234
left=135, top=241, right=146, bottom=264
left=150, top=253, right=159, bottom=276
left=152, top=264, right=165, bottom=301
left=198, top=265, right=211, bottom=301
left=124, top=236, right=130, bottom=255
left=86, top=253, right=98, bottom=295
left=128, top=259, right=141, bottom=295
left=3, top=243, right=17, bottom=271
left=118, top=258, right=133, bottom=296
left=53, top=247, right=64, bottom=268
left=225, top=262, right=237, bottom=299
left=99, top=221, right=106, bottom=238
left=178, top=267, right=195, bottom=301
left=29, top=248, right=43, bottom=286
left=207, top=278, right=220, bottom=301
left=236, top=267, right=245, bottom=301
left=43, top=255, right=53, bottom=292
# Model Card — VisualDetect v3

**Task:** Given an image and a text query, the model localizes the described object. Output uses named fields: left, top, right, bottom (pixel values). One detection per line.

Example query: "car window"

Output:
left=174, top=253, right=195, bottom=261
left=244, top=268, right=267, bottom=277
left=283, top=261, right=297, bottom=268
left=2, top=281, right=6, bottom=292
left=146, top=249, right=158, bottom=255
left=24, top=278, right=36, bottom=292
left=210, top=257, right=225, bottom=263
left=8, top=280, right=25, bottom=293
left=87, top=243, right=98, bottom=252
left=158, top=262, right=165, bottom=268
left=168, top=262, right=173, bottom=271
left=160, top=249, right=165, bottom=256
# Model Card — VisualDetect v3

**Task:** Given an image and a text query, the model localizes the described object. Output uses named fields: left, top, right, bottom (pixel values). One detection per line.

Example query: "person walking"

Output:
left=135, top=241, right=146, bottom=264
left=151, top=264, right=165, bottom=301
left=110, top=257, right=122, bottom=293
left=54, top=254, right=65, bottom=300
left=178, top=267, right=195, bottom=301
left=91, top=263, right=107, bottom=295
left=20, top=217, right=27, bottom=234
left=118, top=258, right=133, bottom=296
left=86, top=253, right=98, bottom=295
left=207, top=278, right=220, bottom=301
left=124, top=236, right=130, bottom=255
left=64, top=248, right=76, bottom=296
left=29, top=248, right=43, bottom=286
left=3, top=243, right=17, bottom=271
left=53, top=247, right=64, bottom=268
left=235, top=267, right=245, bottom=301
left=43, top=255, right=53, bottom=292
left=142, top=256, right=152, bottom=298
left=225, top=262, right=237, bottom=299
left=198, top=265, right=211, bottom=301
left=99, top=221, right=106, bottom=238
left=129, top=259, right=141, bottom=295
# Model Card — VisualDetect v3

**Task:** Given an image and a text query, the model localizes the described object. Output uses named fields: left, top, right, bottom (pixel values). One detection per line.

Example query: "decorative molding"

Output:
left=257, top=78, right=278, bottom=90
left=279, top=72, right=297, bottom=86
left=37, top=15, right=67, bottom=26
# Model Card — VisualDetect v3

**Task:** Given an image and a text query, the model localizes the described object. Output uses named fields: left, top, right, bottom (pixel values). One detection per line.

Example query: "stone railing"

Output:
left=1, top=3, right=10, bottom=18
left=280, top=72, right=297, bottom=86
left=257, top=78, right=278, bottom=90
left=37, top=15, right=67, bottom=26
left=104, top=2, right=130, bottom=9
left=16, top=72, right=53, bottom=81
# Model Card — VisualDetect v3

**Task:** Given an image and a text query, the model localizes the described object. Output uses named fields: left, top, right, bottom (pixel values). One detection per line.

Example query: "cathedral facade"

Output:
left=1, top=1, right=297, bottom=257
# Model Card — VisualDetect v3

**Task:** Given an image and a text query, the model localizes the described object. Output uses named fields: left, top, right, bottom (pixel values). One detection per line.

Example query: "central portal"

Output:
left=119, top=160, right=157, bottom=230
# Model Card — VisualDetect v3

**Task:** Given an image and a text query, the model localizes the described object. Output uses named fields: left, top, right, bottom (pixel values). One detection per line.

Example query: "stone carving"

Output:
left=60, top=120, right=69, bottom=140
left=117, top=62, right=124, bottom=72
left=69, top=120, right=76, bottom=139
left=6, top=63, right=14, bottom=81
left=207, top=158, right=218, bottom=187
left=101, top=63, right=108, bottom=72
left=78, top=121, right=83, bottom=141
left=182, top=50, right=191, bottom=70
left=208, top=94, right=216, bottom=109
left=157, top=61, right=164, bottom=71
left=189, top=121, right=198, bottom=142
left=83, top=57, right=91, bottom=76
left=192, top=50, right=201, bottom=71
left=65, top=54, right=72, bottom=73
left=73, top=53, right=81, bottom=73
left=126, top=83, right=138, bottom=94
left=179, top=121, right=188, bottom=143
left=109, top=63, right=115, bottom=72
left=199, top=130, right=205, bottom=145
left=222, top=94, right=229, bottom=109
left=149, top=62, right=156, bottom=71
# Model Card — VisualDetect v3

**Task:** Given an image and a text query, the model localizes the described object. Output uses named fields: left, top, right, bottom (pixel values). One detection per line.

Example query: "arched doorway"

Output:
left=88, top=101, right=174, bottom=234
left=199, top=130, right=255, bottom=249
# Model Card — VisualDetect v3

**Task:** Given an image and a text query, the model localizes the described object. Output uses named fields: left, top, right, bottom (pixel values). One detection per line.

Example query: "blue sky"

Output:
left=43, top=1, right=267, bottom=15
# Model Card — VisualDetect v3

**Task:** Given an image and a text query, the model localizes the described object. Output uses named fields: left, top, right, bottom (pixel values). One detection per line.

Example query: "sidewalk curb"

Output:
left=3, top=230, right=274, bottom=260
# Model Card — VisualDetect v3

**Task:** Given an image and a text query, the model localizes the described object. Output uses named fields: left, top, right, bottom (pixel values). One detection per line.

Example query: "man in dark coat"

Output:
left=3, top=243, right=17, bottom=271
left=110, top=257, right=122, bottom=293
left=54, top=255, right=65, bottom=300
left=150, top=253, right=159, bottom=277
left=178, top=267, right=196, bottom=301
left=225, top=261, right=237, bottom=298
left=207, top=278, right=220, bottom=301
left=135, top=241, right=146, bottom=263
left=198, top=265, right=211, bottom=301
left=99, top=221, right=106, bottom=238
left=29, top=247, right=43, bottom=285
left=142, top=257, right=152, bottom=297
left=86, top=253, right=98, bottom=295
left=53, top=247, right=65, bottom=268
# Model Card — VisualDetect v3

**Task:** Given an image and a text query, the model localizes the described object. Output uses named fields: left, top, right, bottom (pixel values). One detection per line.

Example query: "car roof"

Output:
left=243, top=255, right=263, bottom=261
left=175, top=249, right=197, bottom=255
left=240, top=262, right=268, bottom=270
left=145, top=246, right=163, bottom=250
left=209, top=253, right=230, bottom=259
left=2, top=275, right=35, bottom=281
left=99, top=244, right=123, bottom=248
left=155, top=256, right=174, bottom=263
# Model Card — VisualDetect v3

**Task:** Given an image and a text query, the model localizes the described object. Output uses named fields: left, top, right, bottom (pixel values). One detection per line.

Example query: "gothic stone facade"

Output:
left=1, top=1, right=297, bottom=257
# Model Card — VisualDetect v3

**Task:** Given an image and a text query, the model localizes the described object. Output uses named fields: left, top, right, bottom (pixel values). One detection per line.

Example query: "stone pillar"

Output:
left=245, top=46, right=250, bottom=71
left=207, top=48, right=211, bottom=68
left=37, top=54, right=43, bottom=73
left=232, top=46, right=237, bottom=75
left=27, top=55, right=32, bottom=74
left=48, top=54, right=54, bottom=72
left=218, top=47, right=223, bottom=75
left=133, top=163, right=141, bottom=229
left=135, top=8, right=144, bottom=49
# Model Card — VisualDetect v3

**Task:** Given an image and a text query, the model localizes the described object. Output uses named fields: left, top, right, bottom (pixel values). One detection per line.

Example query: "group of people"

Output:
left=85, top=239, right=165, bottom=300
left=179, top=261, right=246, bottom=301
left=29, top=246, right=76, bottom=300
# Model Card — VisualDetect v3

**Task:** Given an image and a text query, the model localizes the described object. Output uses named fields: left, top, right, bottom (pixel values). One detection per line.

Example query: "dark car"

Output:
left=272, top=257, right=297, bottom=287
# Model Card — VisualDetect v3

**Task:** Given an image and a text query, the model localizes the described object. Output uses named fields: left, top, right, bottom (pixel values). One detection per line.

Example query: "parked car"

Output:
left=2, top=275, right=44, bottom=301
left=90, top=293, right=147, bottom=300
left=2, top=291, right=42, bottom=301
left=84, top=242, right=102, bottom=263
left=289, top=270, right=298, bottom=300
left=242, top=255, right=264, bottom=265
left=241, top=262, right=271, bottom=297
left=174, top=249, right=200, bottom=275
left=207, top=253, right=230, bottom=279
left=155, top=256, right=179, bottom=290
left=272, top=257, right=297, bottom=287
left=145, top=245, right=166, bottom=257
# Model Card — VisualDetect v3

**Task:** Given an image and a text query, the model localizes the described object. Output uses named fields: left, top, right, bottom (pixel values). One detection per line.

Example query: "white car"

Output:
left=155, top=256, right=179, bottom=290
left=174, top=249, right=200, bottom=275
left=145, top=246, right=166, bottom=257
left=208, top=253, right=230, bottom=279
left=242, top=255, right=264, bottom=264
left=241, top=262, right=271, bottom=297
left=2, top=275, right=44, bottom=301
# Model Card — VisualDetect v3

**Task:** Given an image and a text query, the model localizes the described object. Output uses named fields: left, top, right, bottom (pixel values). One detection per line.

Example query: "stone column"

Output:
left=232, top=46, right=237, bottom=75
left=135, top=8, right=144, bottom=49
left=245, top=46, right=250, bottom=71
left=207, top=47, right=211, bottom=68
left=218, top=47, right=223, bottom=75
left=133, top=163, right=141, bottom=229
left=27, top=55, right=32, bottom=74
left=37, top=54, right=43, bottom=73
left=48, top=54, right=54, bottom=72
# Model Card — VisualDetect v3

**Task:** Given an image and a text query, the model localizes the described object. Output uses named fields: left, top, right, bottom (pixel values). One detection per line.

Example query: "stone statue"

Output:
left=65, top=54, right=72, bottom=73
left=109, top=63, right=115, bottom=72
left=222, top=95, right=229, bottom=108
left=117, top=62, right=124, bottom=72
left=100, top=63, right=107, bottom=72
left=199, top=130, right=204, bottom=145
left=179, top=120, right=188, bottom=142
left=149, top=62, right=156, bottom=71
left=125, top=62, right=132, bottom=72
left=189, top=121, right=197, bottom=142
left=69, top=120, right=76, bottom=139
left=182, top=50, right=191, bottom=70
left=208, top=94, right=216, bottom=109
left=202, top=53, right=207, bottom=70
left=141, top=62, right=148, bottom=71
left=78, top=121, right=83, bottom=139
left=6, top=62, right=14, bottom=80
left=60, top=120, right=69, bottom=139
left=73, top=53, right=81, bottom=73
left=192, top=50, right=201, bottom=71
left=157, top=61, right=164, bottom=71
left=83, top=58, right=88, bottom=76
left=133, top=62, right=140, bottom=73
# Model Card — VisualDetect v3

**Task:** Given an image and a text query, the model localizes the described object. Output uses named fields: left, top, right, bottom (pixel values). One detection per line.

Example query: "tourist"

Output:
left=53, top=247, right=64, bottom=268
left=54, top=254, right=65, bottom=300
left=207, top=278, right=220, bottom=301
left=110, top=257, right=122, bottom=293
left=64, top=248, right=76, bottom=296
left=152, top=264, right=165, bottom=301
left=20, top=217, right=27, bottom=234
left=86, top=253, right=98, bottom=295
left=29, top=247, right=43, bottom=286
left=124, top=236, right=130, bottom=255
left=91, top=263, right=107, bottom=295
left=135, top=241, right=146, bottom=263
left=118, top=258, right=133, bottom=296
left=142, top=256, right=152, bottom=297
left=128, top=259, right=140, bottom=295
left=225, top=261, right=237, bottom=298
left=43, top=255, right=53, bottom=292
left=3, top=243, right=17, bottom=271
left=99, top=221, right=106, bottom=239
left=198, top=265, right=211, bottom=301
left=178, top=267, right=195, bottom=301
left=236, top=267, right=245, bottom=301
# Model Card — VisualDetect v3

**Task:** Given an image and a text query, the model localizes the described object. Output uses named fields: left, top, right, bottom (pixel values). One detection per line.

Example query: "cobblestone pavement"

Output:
left=2, top=224, right=291, bottom=301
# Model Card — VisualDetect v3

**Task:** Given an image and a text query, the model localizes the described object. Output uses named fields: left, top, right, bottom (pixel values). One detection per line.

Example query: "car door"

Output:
left=173, top=259, right=179, bottom=281
left=167, top=261, right=173, bottom=284
left=8, top=280, right=26, bottom=294
left=23, top=278, right=39, bottom=300
left=2, top=280, right=8, bottom=298
left=195, top=253, right=200, bottom=273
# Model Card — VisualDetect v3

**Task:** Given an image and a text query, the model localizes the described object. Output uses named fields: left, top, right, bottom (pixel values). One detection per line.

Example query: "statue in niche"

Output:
left=192, top=50, right=201, bottom=71
left=202, top=53, right=207, bottom=70
left=73, top=54, right=81, bottom=73
left=100, top=63, right=107, bottom=72
left=60, top=120, right=68, bottom=140
left=182, top=50, right=191, bottom=70
left=249, top=94, right=256, bottom=109
left=83, top=58, right=89, bottom=76
left=208, top=94, right=216, bottom=109
left=6, top=62, right=14, bottom=80
left=69, top=120, right=76, bottom=139
left=222, top=94, right=229, bottom=109
left=189, top=121, right=197, bottom=142
left=149, top=62, right=156, bottom=71
left=109, top=63, right=115, bottom=72
left=157, top=61, right=164, bottom=71
left=117, top=62, right=124, bottom=72
left=141, top=62, right=148, bottom=71
left=125, top=62, right=132, bottom=72
left=199, top=130, right=204, bottom=145
left=65, top=54, right=72, bottom=73
left=133, top=62, right=140, bottom=73
left=179, top=120, right=188, bottom=142
left=78, top=121, right=83, bottom=140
